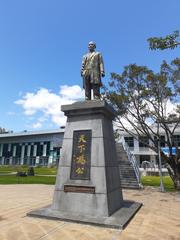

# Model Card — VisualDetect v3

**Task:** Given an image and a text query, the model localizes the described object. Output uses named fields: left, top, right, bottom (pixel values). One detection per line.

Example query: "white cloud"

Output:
left=59, top=85, right=84, bottom=99
left=32, top=122, right=42, bottom=129
left=115, top=98, right=179, bottom=133
left=15, top=85, right=84, bottom=129
left=164, top=99, right=178, bottom=116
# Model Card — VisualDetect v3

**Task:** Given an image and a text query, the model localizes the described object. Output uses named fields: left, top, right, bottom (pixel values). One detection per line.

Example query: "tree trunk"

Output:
left=165, top=162, right=180, bottom=190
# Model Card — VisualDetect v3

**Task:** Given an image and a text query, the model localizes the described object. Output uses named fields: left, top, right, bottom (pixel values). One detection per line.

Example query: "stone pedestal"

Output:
left=52, top=100, right=123, bottom=217
left=28, top=100, right=142, bottom=229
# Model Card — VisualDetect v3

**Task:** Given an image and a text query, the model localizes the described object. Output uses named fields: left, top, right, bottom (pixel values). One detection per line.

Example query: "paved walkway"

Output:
left=0, top=185, right=180, bottom=240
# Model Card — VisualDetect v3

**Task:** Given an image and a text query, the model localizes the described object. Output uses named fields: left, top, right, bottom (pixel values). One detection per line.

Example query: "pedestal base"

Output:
left=28, top=200, right=142, bottom=229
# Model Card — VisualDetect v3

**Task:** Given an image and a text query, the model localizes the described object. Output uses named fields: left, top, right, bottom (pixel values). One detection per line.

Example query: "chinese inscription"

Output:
left=70, top=130, right=92, bottom=180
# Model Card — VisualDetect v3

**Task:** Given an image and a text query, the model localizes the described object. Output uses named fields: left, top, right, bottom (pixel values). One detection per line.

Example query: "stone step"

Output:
left=120, top=172, right=137, bottom=176
left=120, top=169, right=135, bottom=172
left=121, top=184, right=139, bottom=187
left=119, top=166, right=134, bottom=169
left=121, top=180, right=139, bottom=184
left=121, top=183, right=140, bottom=187
left=122, top=185, right=140, bottom=189
left=120, top=180, right=139, bottom=184
left=119, top=170, right=136, bottom=174
left=120, top=177, right=138, bottom=181
left=118, top=165, right=134, bottom=169
left=120, top=176, right=137, bottom=179
left=116, top=142, right=140, bottom=189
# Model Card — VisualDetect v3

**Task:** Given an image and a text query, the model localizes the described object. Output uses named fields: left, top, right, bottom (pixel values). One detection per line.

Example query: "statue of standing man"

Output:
left=81, top=41, right=105, bottom=100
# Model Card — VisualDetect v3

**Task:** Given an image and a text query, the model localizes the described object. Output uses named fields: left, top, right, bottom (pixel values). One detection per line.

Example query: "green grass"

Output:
left=0, top=166, right=177, bottom=191
left=141, top=176, right=175, bottom=191
left=0, top=166, right=57, bottom=184
left=34, top=167, right=57, bottom=175
left=0, top=175, right=56, bottom=184
left=0, top=165, right=57, bottom=175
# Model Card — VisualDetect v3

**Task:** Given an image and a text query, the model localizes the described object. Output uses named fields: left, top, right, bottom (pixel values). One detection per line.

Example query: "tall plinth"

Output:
left=52, top=100, right=123, bottom=217
left=28, top=100, right=142, bottom=229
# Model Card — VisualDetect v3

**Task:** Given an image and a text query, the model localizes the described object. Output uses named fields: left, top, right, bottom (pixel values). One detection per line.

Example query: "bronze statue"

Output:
left=81, top=41, right=105, bottom=100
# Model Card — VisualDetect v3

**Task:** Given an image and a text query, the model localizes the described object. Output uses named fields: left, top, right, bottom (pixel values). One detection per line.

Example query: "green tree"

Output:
left=148, top=31, right=180, bottom=50
left=105, top=60, right=180, bottom=189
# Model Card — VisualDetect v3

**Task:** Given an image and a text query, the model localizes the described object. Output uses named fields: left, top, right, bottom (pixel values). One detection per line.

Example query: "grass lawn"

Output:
left=0, top=166, right=176, bottom=191
left=0, top=175, right=56, bottom=184
left=141, top=176, right=175, bottom=191
left=0, top=165, right=57, bottom=175
left=34, top=167, right=57, bottom=175
left=0, top=166, right=57, bottom=184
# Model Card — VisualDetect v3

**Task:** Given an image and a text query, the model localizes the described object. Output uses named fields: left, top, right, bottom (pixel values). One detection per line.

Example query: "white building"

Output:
left=120, top=123, right=180, bottom=167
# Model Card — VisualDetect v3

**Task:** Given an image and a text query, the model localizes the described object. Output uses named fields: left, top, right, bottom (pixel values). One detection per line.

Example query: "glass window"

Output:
left=140, top=155, right=150, bottom=164
left=16, top=144, right=21, bottom=157
left=35, top=142, right=43, bottom=156
left=124, top=137, right=134, bottom=147
left=139, top=137, right=149, bottom=148
left=173, top=135, right=180, bottom=147
left=46, top=142, right=50, bottom=156
left=154, top=136, right=165, bottom=147
left=2, top=144, right=8, bottom=157
left=24, top=145, right=28, bottom=156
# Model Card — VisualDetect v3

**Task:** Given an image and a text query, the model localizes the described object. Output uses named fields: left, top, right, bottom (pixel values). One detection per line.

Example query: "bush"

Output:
left=27, top=167, right=35, bottom=176
left=16, top=171, right=27, bottom=177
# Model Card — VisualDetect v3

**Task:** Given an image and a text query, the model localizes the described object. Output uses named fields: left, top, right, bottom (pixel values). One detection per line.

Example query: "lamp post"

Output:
left=157, top=122, right=165, bottom=192
left=158, top=140, right=165, bottom=192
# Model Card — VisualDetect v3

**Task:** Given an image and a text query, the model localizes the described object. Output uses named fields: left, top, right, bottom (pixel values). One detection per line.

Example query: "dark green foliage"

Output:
left=148, top=31, right=180, bottom=50
left=16, top=171, right=27, bottom=177
left=27, top=167, right=35, bottom=176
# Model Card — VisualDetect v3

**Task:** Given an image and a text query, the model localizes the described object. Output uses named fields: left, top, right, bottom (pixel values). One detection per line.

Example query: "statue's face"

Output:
left=88, top=43, right=96, bottom=52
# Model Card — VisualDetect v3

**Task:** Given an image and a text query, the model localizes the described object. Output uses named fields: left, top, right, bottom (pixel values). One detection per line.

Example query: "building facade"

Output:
left=1, top=124, right=179, bottom=168
left=0, top=129, right=64, bottom=166
left=120, top=124, right=180, bottom=167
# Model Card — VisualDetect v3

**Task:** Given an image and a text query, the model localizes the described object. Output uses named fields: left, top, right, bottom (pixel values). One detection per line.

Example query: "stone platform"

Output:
left=28, top=200, right=142, bottom=229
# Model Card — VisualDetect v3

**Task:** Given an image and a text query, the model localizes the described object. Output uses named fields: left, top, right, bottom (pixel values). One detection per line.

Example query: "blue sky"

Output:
left=0, top=0, right=179, bottom=131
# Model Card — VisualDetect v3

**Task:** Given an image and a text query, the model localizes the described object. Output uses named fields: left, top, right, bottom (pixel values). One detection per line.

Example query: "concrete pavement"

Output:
left=0, top=185, right=180, bottom=240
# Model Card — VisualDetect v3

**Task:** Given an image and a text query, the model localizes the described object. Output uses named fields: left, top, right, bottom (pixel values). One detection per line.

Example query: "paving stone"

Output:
left=0, top=185, right=180, bottom=239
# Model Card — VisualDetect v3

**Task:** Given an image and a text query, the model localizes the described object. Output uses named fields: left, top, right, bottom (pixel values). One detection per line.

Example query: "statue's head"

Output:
left=88, top=41, right=96, bottom=52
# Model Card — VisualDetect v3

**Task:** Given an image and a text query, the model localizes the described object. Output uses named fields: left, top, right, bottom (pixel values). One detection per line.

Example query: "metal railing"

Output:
left=119, top=137, right=141, bottom=185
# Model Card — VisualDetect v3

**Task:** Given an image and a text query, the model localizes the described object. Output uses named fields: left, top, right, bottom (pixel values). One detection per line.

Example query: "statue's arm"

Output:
left=99, top=54, right=105, bottom=77
left=81, top=55, right=86, bottom=77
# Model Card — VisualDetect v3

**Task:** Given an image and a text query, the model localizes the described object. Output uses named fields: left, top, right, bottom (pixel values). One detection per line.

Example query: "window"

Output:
left=2, top=144, right=8, bottom=157
left=173, top=135, right=180, bottom=147
left=24, top=145, right=28, bottom=156
left=139, top=137, right=149, bottom=148
left=46, top=142, right=50, bottom=155
left=124, top=137, right=134, bottom=147
left=160, top=136, right=165, bottom=147
left=16, top=144, right=21, bottom=157
left=36, top=142, right=42, bottom=156
left=140, top=155, right=150, bottom=165
left=154, top=136, right=165, bottom=147
left=30, top=145, right=34, bottom=156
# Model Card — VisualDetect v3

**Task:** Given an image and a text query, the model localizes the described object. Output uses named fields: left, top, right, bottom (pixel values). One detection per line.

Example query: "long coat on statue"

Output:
left=81, top=52, right=105, bottom=88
